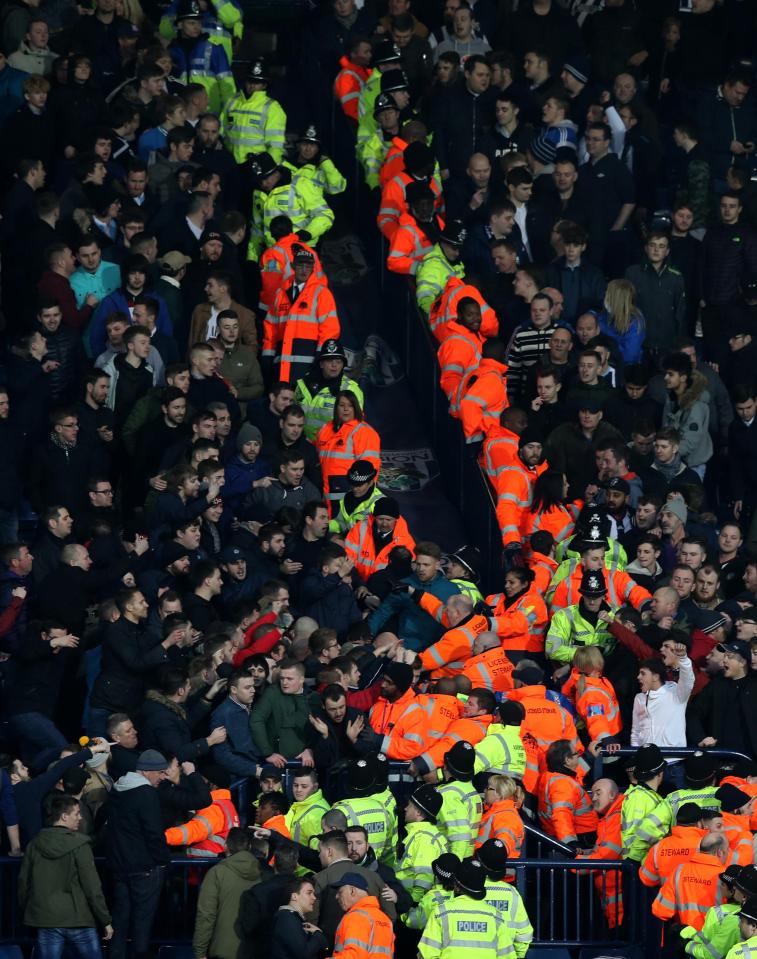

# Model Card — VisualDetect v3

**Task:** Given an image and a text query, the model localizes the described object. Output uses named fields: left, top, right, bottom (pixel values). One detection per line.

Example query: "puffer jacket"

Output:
left=662, top=371, right=713, bottom=468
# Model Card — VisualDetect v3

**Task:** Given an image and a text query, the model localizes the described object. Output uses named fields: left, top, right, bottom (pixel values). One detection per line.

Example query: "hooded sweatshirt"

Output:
left=18, top=826, right=111, bottom=928
left=105, top=771, right=171, bottom=875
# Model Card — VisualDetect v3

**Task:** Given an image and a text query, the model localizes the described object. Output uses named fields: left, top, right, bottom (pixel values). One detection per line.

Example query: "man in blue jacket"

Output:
left=211, top=668, right=264, bottom=779
left=367, top=541, right=459, bottom=652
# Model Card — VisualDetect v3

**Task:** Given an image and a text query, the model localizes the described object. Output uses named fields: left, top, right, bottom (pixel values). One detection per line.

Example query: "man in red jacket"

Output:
left=37, top=243, right=98, bottom=332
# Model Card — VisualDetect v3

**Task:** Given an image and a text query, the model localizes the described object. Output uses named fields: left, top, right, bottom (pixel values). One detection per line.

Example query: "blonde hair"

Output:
left=573, top=647, right=605, bottom=699
left=604, top=279, right=638, bottom=334
left=488, top=774, right=518, bottom=801
left=572, top=647, right=605, bottom=674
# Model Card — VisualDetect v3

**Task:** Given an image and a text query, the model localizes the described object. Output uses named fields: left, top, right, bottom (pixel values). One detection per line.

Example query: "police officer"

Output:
left=294, top=339, right=364, bottom=441
left=473, top=700, right=527, bottom=785
left=476, top=839, right=534, bottom=957
left=725, top=897, right=757, bottom=959
left=333, top=756, right=394, bottom=865
left=357, top=40, right=403, bottom=148
left=634, top=751, right=721, bottom=856
left=284, top=125, right=346, bottom=196
left=546, top=568, right=615, bottom=666
left=248, top=152, right=335, bottom=262
left=419, top=857, right=517, bottom=959
left=359, top=93, right=401, bottom=190
left=397, top=784, right=448, bottom=903
left=220, top=58, right=287, bottom=164
left=438, top=741, right=483, bottom=859
left=327, top=459, right=385, bottom=536
left=168, top=0, right=235, bottom=114
left=446, top=545, right=484, bottom=604
left=416, top=220, right=466, bottom=315
left=622, top=743, right=666, bottom=861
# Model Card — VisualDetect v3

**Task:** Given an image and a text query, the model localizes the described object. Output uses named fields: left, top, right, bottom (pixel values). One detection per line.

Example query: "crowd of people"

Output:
left=3, top=0, right=757, bottom=957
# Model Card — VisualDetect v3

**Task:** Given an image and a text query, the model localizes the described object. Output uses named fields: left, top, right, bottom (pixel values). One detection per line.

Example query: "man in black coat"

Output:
left=88, top=588, right=178, bottom=737
left=686, top=639, right=757, bottom=759
left=137, top=664, right=225, bottom=763
left=30, top=505, right=74, bottom=586
left=105, top=749, right=172, bottom=959
left=433, top=56, right=495, bottom=180
left=37, top=542, right=133, bottom=636
left=29, top=407, right=106, bottom=516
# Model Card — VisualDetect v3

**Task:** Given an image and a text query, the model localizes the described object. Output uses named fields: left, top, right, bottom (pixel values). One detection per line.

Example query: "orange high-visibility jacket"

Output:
left=507, top=685, right=581, bottom=773
left=418, top=715, right=493, bottom=772
left=437, top=321, right=485, bottom=415
left=416, top=692, right=463, bottom=743
left=417, top=591, right=502, bottom=677
left=369, top=687, right=429, bottom=760
left=520, top=501, right=581, bottom=546
left=429, top=277, right=499, bottom=344
left=720, top=776, right=757, bottom=830
left=259, top=233, right=323, bottom=312
left=639, top=826, right=708, bottom=887
left=316, top=418, right=381, bottom=514
left=344, top=513, right=416, bottom=581
left=476, top=798, right=524, bottom=858
left=263, top=813, right=291, bottom=839
left=379, top=135, right=410, bottom=188
left=387, top=212, right=444, bottom=276
left=262, top=272, right=339, bottom=384
left=459, top=359, right=509, bottom=444
left=584, top=793, right=625, bottom=928
left=495, top=458, right=549, bottom=547
left=332, top=894, right=395, bottom=959
left=548, top=563, right=652, bottom=612
left=486, top=589, right=548, bottom=655
left=721, top=811, right=754, bottom=865
left=377, top=172, right=444, bottom=241
left=480, top=425, right=519, bottom=488
left=334, top=56, right=372, bottom=121
left=537, top=772, right=598, bottom=844
left=652, top=852, right=726, bottom=930
left=462, top=647, right=514, bottom=693
left=561, top=670, right=622, bottom=743
left=527, top=551, right=559, bottom=595
left=165, top=789, right=239, bottom=856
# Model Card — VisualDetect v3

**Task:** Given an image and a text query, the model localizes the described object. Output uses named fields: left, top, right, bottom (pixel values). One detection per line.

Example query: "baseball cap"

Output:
left=331, top=871, right=369, bottom=891
left=158, top=251, right=192, bottom=271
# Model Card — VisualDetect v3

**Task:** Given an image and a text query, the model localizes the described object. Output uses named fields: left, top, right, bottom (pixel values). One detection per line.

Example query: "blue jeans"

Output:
left=8, top=711, right=68, bottom=772
left=110, top=865, right=165, bottom=959
left=36, top=927, right=103, bottom=959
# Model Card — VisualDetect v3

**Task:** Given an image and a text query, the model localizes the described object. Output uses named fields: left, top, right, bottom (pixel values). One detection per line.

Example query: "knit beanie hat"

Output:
left=237, top=422, right=262, bottom=450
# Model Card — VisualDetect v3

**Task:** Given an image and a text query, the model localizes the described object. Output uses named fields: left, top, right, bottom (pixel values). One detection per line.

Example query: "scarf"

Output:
left=653, top=453, right=682, bottom=481
left=50, top=430, right=76, bottom=454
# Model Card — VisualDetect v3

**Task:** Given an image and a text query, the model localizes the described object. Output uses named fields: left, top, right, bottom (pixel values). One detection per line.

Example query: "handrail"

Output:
left=594, top=745, right=752, bottom=779
left=523, top=820, right=575, bottom=857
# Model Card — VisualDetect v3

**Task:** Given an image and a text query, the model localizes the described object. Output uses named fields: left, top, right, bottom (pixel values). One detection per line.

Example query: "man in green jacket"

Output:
left=18, top=793, right=112, bottom=956
left=193, top=827, right=261, bottom=959
left=250, top=659, right=321, bottom=765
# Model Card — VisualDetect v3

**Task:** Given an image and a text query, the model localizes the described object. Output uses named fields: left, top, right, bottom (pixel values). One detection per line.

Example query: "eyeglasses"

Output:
left=94, top=487, right=113, bottom=495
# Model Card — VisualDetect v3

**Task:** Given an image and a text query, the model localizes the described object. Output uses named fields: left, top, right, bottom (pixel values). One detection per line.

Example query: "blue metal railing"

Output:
left=593, top=745, right=752, bottom=780
left=1, top=857, right=214, bottom=946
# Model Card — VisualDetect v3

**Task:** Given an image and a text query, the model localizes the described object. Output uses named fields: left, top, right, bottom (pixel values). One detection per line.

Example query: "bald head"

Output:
left=473, top=631, right=500, bottom=654
left=590, top=778, right=619, bottom=814
left=447, top=594, right=474, bottom=626
left=700, top=832, right=728, bottom=858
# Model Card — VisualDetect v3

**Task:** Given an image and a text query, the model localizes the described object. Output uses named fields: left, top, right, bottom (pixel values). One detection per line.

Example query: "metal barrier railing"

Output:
left=593, top=745, right=752, bottom=780
left=0, top=856, right=214, bottom=946
left=512, top=857, right=643, bottom=946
